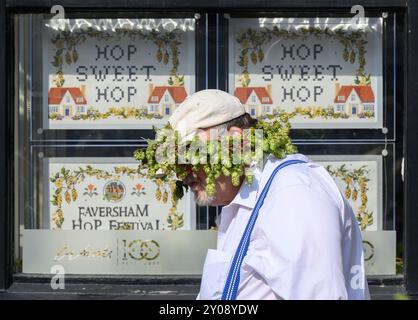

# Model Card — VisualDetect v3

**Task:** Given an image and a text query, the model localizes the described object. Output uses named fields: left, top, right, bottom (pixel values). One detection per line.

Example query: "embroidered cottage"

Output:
left=333, top=83, right=375, bottom=116
left=234, top=86, right=273, bottom=117
left=48, top=86, right=88, bottom=118
left=147, top=85, right=188, bottom=116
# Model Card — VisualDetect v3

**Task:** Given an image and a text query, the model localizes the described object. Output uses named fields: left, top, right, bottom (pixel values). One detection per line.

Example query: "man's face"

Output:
left=181, top=126, right=244, bottom=206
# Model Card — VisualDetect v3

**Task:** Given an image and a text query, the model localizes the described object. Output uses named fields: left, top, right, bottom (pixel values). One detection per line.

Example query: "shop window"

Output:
left=12, top=11, right=404, bottom=282
left=13, top=13, right=215, bottom=276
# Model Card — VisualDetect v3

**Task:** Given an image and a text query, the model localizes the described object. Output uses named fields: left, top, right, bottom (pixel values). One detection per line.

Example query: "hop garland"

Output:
left=133, top=112, right=297, bottom=203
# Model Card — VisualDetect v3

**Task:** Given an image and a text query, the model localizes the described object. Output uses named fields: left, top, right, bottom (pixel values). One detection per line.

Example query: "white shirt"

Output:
left=197, top=153, right=370, bottom=300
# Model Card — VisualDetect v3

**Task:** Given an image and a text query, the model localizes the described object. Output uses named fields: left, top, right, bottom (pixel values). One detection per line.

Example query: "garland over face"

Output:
left=134, top=112, right=297, bottom=203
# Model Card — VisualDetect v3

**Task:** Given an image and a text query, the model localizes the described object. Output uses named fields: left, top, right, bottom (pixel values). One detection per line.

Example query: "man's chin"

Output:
left=193, top=190, right=216, bottom=206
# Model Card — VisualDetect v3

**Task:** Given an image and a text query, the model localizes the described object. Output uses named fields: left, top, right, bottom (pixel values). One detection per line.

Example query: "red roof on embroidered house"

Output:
left=234, top=87, right=273, bottom=104
left=334, top=85, right=375, bottom=103
left=147, top=86, right=188, bottom=103
left=48, top=87, right=87, bottom=105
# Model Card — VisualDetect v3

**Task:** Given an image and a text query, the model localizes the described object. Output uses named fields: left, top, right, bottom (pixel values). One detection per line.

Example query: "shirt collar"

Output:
left=222, top=153, right=311, bottom=210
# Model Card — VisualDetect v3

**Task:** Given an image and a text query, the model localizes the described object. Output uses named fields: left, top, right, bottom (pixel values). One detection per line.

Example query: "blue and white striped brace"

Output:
left=221, top=159, right=307, bottom=300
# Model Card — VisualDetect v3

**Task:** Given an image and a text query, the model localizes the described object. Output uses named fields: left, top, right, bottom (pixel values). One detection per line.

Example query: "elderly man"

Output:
left=168, top=89, right=370, bottom=300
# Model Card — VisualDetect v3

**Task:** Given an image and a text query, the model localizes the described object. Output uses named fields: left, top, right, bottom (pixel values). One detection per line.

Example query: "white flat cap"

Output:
left=168, top=89, right=246, bottom=144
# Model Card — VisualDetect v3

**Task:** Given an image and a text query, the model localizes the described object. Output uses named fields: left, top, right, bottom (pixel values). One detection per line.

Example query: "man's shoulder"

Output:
left=262, top=153, right=314, bottom=191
